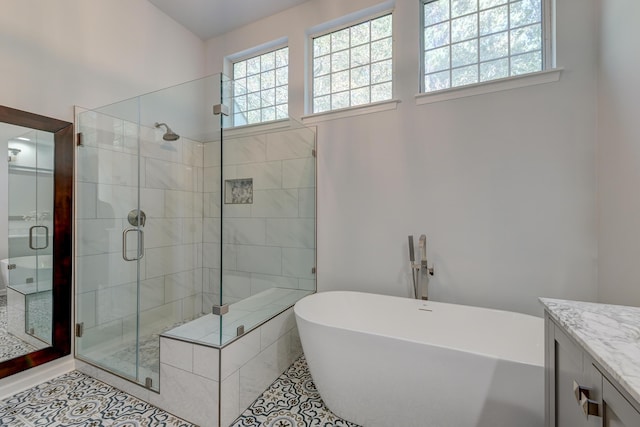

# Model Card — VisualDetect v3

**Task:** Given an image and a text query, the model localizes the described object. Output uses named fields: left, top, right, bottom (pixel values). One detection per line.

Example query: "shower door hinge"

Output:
left=312, top=149, right=316, bottom=157
left=76, top=132, right=84, bottom=147
left=75, top=322, right=84, bottom=338
left=236, top=325, right=245, bottom=337
left=212, top=304, right=229, bottom=316
left=213, top=104, right=230, bottom=116
left=145, top=377, right=153, bottom=389
left=7, top=263, right=16, bottom=270
left=312, top=267, right=316, bottom=274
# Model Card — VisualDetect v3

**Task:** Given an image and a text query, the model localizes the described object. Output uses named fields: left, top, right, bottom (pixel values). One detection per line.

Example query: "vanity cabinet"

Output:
left=545, top=315, right=640, bottom=427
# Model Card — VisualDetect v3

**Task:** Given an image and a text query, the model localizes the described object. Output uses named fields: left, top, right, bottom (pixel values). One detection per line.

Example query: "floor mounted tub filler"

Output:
left=294, top=291, right=544, bottom=427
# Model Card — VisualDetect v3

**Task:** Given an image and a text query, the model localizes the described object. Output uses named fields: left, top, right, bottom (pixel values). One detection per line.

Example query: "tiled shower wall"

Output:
left=75, top=112, right=206, bottom=366
left=202, top=127, right=316, bottom=309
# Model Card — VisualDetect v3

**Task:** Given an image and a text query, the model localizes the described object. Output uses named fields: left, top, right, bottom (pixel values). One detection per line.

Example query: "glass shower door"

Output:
left=75, top=110, right=142, bottom=383
left=7, top=129, right=54, bottom=345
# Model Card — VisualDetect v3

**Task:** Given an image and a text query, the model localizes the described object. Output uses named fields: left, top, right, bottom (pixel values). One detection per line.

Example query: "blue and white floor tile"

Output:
left=0, top=295, right=37, bottom=363
left=231, top=356, right=361, bottom=427
left=0, top=370, right=194, bottom=426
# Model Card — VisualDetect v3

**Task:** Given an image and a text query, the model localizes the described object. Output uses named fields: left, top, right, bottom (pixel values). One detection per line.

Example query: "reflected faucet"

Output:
left=408, top=234, right=434, bottom=300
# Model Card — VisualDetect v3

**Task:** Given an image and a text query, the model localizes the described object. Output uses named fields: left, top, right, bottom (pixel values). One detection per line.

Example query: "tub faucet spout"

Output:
left=408, top=234, right=435, bottom=300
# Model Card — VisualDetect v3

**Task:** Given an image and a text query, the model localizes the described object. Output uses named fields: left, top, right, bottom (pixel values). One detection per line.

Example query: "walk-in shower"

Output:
left=74, top=73, right=316, bottom=393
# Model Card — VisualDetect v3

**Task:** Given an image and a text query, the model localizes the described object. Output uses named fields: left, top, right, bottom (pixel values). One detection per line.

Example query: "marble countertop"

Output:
left=540, top=298, right=640, bottom=405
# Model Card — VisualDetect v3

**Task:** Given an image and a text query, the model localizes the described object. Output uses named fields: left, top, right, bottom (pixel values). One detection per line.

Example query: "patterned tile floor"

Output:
left=0, top=295, right=37, bottom=363
left=0, top=355, right=357, bottom=426
left=0, top=370, right=194, bottom=426
left=231, top=356, right=360, bottom=427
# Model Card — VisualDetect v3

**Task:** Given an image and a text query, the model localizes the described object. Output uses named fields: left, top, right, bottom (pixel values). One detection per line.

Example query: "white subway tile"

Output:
left=150, top=363, right=218, bottom=427
left=236, top=245, right=282, bottom=276
left=266, top=218, right=315, bottom=248
left=260, top=308, right=296, bottom=351
left=252, top=189, right=299, bottom=218
left=140, top=188, right=165, bottom=218
left=223, top=218, right=267, bottom=245
left=221, top=369, right=241, bottom=427
left=160, top=337, right=194, bottom=372
left=266, top=129, right=315, bottom=161
left=282, top=248, right=315, bottom=280
left=236, top=161, right=282, bottom=190
left=76, top=182, right=97, bottom=219
left=220, top=329, right=261, bottom=380
left=239, top=333, right=292, bottom=410
left=223, top=135, right=266, bottom=165
left=222, top=271, right=252, bottom=300
left=298, top=188, right=316, bottom=218
left=282, top=158, right=315, bottom=189
left=193, top=344, right=220, bottom=380
left=76, top=219, right=123, bottom=256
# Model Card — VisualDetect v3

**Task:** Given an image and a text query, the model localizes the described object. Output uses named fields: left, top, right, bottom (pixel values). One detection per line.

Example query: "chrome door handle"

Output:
left=29, top=225, right=49, bottom=250
left=122, top=228, right=144, bottom=261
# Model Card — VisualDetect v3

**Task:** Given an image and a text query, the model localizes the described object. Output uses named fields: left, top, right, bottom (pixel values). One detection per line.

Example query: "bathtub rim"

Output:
left=294, top=290, right=544, bottom=368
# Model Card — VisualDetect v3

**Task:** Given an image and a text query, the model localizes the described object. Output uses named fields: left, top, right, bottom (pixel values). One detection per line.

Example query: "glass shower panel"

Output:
left=219, top=82, right=316, bottom=345
left=7, top=129, right=54, bottom=345
left=75, top=109, right=141, bottom=382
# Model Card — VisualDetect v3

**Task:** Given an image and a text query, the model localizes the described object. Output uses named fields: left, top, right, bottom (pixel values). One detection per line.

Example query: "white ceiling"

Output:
left=148, top=0, right=311, bottom=40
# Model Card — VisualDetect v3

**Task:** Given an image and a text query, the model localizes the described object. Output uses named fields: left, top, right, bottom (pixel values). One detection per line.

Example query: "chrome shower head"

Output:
left=154, top=122, right=180, bottom=141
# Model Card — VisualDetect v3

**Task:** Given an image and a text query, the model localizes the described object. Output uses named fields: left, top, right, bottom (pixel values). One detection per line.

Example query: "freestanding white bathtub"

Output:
left=294, top=291, right=544, bottom=427
left=0, top=255, right=52, bottom=290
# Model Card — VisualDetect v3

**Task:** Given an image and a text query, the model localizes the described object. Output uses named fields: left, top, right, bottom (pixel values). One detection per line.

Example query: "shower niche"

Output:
left=74, top=74, right=316, bottom=426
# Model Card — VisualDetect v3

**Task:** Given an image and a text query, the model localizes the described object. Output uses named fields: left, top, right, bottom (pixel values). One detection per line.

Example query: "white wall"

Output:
left=205, top=0, right=600, bottom=316
left=597, top=0, right=640, bottom=305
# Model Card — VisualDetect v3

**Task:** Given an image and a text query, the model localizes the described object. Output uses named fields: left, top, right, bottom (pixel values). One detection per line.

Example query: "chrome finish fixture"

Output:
left=573, top=380, right=591, bottom=402
left=7, top=263, right=16, bottom=270
left=75, top=322, right=84, bottom=338
left=127, top=209, right=146, bottom=227
left=580, top=394, right=600, bottom=418
left=29, top=225, right=49, bottom=250
left=237, top=325, right=245, bottom=336
left=213, top=104, right=230, bottom=116
left=573, top=380, right=600, bottom=418
left=122, top=228, right=144, bottom=261
left=145, top=377, right=153, bottom=389
left=212, top=304, right=229, bottom=316
left=312, top=267, right=316, bottom=274
left=408, top=234, right=435, bottom=300
left=8, top=147, right=21, bottom=156
left=154, top=122, right=180, bottom=141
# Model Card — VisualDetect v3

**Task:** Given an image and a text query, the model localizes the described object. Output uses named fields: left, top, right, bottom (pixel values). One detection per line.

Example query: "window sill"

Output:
left=301, top=99, right=401, bottom=124
left=415, top=68, right=563, bottom=105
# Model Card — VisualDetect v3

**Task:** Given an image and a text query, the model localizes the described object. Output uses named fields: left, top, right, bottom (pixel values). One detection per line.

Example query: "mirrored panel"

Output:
left=0, top=105, right=72, bottom=378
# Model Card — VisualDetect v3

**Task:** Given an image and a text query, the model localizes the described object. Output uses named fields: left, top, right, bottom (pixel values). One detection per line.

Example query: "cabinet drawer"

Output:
left=603, top=377, right=640, bottom=426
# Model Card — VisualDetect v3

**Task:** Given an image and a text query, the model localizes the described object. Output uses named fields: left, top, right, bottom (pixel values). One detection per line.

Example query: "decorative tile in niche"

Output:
left=225, top=178, right=253, bottom=204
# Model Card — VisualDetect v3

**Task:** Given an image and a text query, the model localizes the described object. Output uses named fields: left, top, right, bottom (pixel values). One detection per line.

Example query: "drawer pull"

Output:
left=580, top=393, right=600, bottom=418
left=573, top=380, right=591, bottom=402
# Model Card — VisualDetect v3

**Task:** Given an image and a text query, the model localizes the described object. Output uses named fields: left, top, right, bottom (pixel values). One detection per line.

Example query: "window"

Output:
left=311, top=14, right=393, bottom=114
left=422, top=0, right=545, bottom=93
left=232, top=47, right=289, bottom=126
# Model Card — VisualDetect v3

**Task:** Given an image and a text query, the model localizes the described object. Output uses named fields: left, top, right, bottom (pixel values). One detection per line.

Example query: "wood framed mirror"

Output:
left=0, top=105, right=72, bottom=377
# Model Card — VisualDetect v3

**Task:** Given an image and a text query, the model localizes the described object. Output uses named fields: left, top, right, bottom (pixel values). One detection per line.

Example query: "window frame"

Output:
left=419, top=0, right=555, bottom=94
left=307, top=9, right=395, bottom=115
left=229, top=43, right=290, bottom=128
